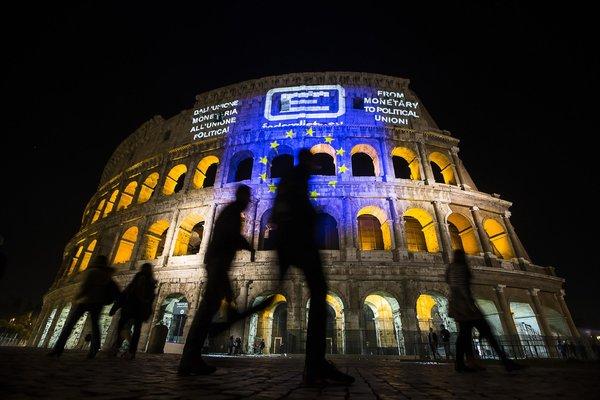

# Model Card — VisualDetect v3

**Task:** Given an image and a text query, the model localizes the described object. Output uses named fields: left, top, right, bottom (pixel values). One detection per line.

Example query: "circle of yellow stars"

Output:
left=260, top=127, right=347, bottom=199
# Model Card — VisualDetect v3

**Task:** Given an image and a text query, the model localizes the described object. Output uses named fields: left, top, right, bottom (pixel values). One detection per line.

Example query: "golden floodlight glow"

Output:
left=391, top=146, right=421, bottom=180
left=429, top=151, right=456, bottom=185
left=404, top=208, right=439, bottom=253
left=193, top=156, right=219, bottom=189
left=483, top=218, right=515, bottom=260
left=113, top=226, right=138, bottom=264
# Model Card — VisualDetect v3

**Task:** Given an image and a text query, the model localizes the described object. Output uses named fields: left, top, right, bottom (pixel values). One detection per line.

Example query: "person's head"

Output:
left=440, top=324, right=445, bottom=330
left=429, top=327, right=433, bottom=332
left=235, top=184, right=251, bottom=209
left=140, top=262, right=154, bottom=276
left=89, top=255, right=109, bottom=269
left=298, top=148, right=316, bottom=171
left=452, top=249, right=466, bottom=265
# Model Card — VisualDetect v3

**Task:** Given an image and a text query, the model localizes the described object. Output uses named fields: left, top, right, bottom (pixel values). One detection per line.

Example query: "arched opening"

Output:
left=315, top=213, right=339, bottom=250
left=138, top=172, right=159, bottom=203
left=113, top=226, right=138, bottom=264
left=472, top=299, right=505, bottom=359
left=391, top=147, right=421, bottom=180
left=258, top=209, right=277, bottom=250
left=47, top=304, right=72, bottom=348
left=173, top=215, right=204, bottom=256
left=193, top=156, right=219, bottom=189
left=78, top=240, right=97, bottom=272
left=37, top=308, right=57, bottom=347
left=447, top=213, right=480, bottom=254
left=510, top=302, right=548, bottom=357
left=270, top=154, right=294, bottom=178
left=67, top=245, right=84, bottom=275
left=361, top=293, right=405, bottom=355
left=102, top=189, right=119, bottom=217
left=306, top=293, right=346, bottom=354
left=416, top=293, right=456, bottom=339
left=357, top=206, right=392, bottom=250
left=404, top=208, right=439, bottom=253
left=310, top=144, right=336, bottom=176
left=117, top=181, right=137, bottom=211
left=143, top=220, right=170, bottom=259
left=163, top=164, right=187, bottom=195
left=483, top=219, right=514, bottom=259
left=429, top=152, right=456, bottom=185
left=351, top=144, right=380, bottom=177
left=159, top=294, right=189, bottom=344
left=228, top=151, right=254, bottom=183
left=91, top=199, right=105, bottom=223
left=247, top=294, right=287, bottom=355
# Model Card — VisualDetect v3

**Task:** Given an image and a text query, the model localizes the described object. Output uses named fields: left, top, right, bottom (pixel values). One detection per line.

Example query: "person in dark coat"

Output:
left=446, top=249, right=524, bottom=372
left=428, top=327, right=441, bottom=359
left=109, top=262, right=157, bottom=359
left=48, top=255, right=119, bottom=358
left=178, top=185, right=271, bottom=375
left=272, top=149, right=354, bottom=385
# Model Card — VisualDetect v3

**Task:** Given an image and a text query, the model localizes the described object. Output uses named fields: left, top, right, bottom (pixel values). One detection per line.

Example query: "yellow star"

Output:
left=310, top=189, right=319, bottom=199
left=285, top=129, right=294, bottom=139
left=259, top=156, right=268, bottom=165
left=338, top=164, right=348, bottom=173
left=324, top=135, right=334, bottom=144
left=268, top=183, right=277, bottom=193
left=335, top=147, right=345, bottom=156
left=270, top=141, right=279, bottom=150
left=259, top=173, right=267, bottom=181
left=306, top=127, right=314, bottom=136
left=328, top=180, right=337, bottom=188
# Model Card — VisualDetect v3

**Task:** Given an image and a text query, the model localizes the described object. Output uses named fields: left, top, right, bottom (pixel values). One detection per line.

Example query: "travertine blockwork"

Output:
left=30, top=72, right=578, bottom=356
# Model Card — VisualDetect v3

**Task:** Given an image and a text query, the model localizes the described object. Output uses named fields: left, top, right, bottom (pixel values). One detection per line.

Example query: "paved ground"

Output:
left=1, top=347, right=599, bottom=399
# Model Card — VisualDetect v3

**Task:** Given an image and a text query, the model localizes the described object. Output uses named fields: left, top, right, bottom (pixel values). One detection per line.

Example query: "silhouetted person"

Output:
left=440, top=324, right=452, bottom=359
left=235, top=337, right=242, bottom=355
left=109, top=262, right=157, bottom=359
left=178, top=185, right=269, bottom=375
left=259, top=338, right=265, bottom=354
left=48, top=255, right=119, bottom=358
left=272, top=149, right=354, bottom=385
left=227, top=335, right=235, bottom=355
left=446, top=249, right=524, bottom=372
left=428, top=327, right=440, bottom=359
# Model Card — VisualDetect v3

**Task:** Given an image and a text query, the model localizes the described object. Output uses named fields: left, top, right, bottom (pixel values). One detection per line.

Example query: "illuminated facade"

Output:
left=30, top=72, right=579, bottom=357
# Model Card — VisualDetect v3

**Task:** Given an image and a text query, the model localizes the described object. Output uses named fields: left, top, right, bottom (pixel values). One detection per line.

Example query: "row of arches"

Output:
left=84, top=144, right=460, bottom=227
left=66, top=204, right=516, bottom=275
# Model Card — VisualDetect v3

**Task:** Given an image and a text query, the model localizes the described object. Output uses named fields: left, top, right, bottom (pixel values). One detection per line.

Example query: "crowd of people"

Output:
left=46, top=148, right=529, bottom=385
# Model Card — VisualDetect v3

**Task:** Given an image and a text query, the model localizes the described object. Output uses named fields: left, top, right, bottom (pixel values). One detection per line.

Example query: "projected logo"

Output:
left=264, top=85, right=346, bottom=121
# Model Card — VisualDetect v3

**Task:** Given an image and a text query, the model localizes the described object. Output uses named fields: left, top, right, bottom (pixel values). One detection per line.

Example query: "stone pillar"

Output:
left=129, top=218, right=152, bottom=269
left=416, top=141, right=434, bottom=185
left=555, top=290, right=580, bottom=338
left=502, top=211, right=528, bottom=264
left=470, top=206, right=494, bottom=266
left=246, top=200, right=259, bottom=261
left=388, top=198, right=407, bottom=261
left=161, top=210, right=181, bottom=263
left=342, top=197, right=357, bottom=261
left=529, top=288, right=558, bottom=357
left=494, top=285, right=522, bottom=357
left=379, top=140, right=392, bottom=182
left=432, top=201, right=452, bottom=263
left=449, top=147, right=465, bottom=189
left=198, top=204, right=218, bottom=259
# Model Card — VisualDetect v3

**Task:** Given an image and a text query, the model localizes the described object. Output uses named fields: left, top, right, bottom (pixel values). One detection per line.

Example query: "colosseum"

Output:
left=29, top=72, right=579, bottom=358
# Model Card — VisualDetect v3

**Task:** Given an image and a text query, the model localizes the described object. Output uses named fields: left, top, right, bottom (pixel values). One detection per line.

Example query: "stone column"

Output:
left=470, top=206, right=494, bottom=266
left=555, top=290, right=580, bottom=338
left=494, top=285, right=522, bottom=357
left=342, top=197, right=357, bottom=261
left=502, top=211, right=528, bottom=263
left=388, top=198, right=407, bottom=261
left=529, top=288, right=558, bottom=357
left=416, top=141, right=434, bottom=185
left=432, top=201, right=452, bottom=263
left=246, top=200, right=259, bottom=261
left=129, top=217, right=152, bottom=269
left=449, top=147, right=465, bottom=189
left=198, top=204, right=218, bottom=259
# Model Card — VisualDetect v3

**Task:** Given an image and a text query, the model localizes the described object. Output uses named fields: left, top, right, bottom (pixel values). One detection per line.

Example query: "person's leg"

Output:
left=473, top=318, right=509, bottom=363
left=50, top=305, right=85, bottom=355
left=88, top=306, right=102, bottom=358
left=111, top=313, right=129, bottom=353
left=128, top=319, right=142, bottom=356
left=178, top=273, right=224, bottom=374
left=455, top=321, right=474, bottom=370
left=301, top=250, right=327, bottom=372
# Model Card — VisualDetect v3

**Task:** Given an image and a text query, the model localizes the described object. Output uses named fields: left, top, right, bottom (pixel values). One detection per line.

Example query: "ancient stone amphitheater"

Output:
left=29, top=72, right=578, bottom=358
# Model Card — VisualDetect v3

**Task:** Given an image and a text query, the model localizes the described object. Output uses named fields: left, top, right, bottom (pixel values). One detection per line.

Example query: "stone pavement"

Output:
left=1, top=347, right=599, bottom=399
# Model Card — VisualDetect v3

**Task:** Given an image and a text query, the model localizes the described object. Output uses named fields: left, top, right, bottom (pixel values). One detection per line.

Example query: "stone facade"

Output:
left=29, top=72, right=578, bottom=357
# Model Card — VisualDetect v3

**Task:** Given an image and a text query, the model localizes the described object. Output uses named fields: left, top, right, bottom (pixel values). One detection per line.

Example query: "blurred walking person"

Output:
left=446, top=249, right=524, bottom=372
left=272, top=149, right=354, bottom=385
left=48, top=255, right=119, bottom=359
left=109, top=262, right=157, bottom=359
left=428, top=327, right=441, bottom=360
left=440, top=324, right=453, bottom=359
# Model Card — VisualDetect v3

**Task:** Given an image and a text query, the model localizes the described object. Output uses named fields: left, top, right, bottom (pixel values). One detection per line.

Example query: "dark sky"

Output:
left=1, top=2, right=598, bottom=326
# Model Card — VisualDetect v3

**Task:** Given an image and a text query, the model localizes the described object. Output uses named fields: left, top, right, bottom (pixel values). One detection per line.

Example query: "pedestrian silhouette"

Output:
left=227, top=335, right=235, bottom=355
left=446, top=249, right=525, bottom=372
left=108, top=262, right=157, bottom=359
left=440, top=324, right=453, bottom=359
left=428, top=327, right=441, bottom=360
left=48, top=255, right=120, bottom=358
left=178, top=185, right=272, bottom=375
left=272, top=148, right=355, bottom=385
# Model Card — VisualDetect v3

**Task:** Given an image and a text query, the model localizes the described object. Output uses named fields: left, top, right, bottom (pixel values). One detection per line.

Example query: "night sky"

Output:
left=1, top=2, right=598, bottom=327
